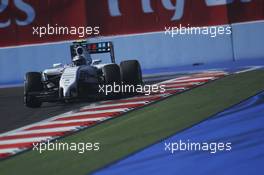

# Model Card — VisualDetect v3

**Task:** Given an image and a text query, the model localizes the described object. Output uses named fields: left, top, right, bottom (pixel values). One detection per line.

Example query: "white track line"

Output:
left=161, top=82, right=200, bottom=87
left=155, top=75, right=213, bottom=85
left=164, top=87, right=186, bottom=91
left=235, top=66, right=262, bottom=74
left=56, top=108, right=127, bottom=119
left=0, top=148, right=21, bottom=154
left=166, top=84, right=203, bottom=88
left=172, top=76, right=191, bottom=80
left=1, top=126, right=79, bottom=137
left=80, top=101, right=148, bottom=110
left=169, top=77, right=216, bottom=83
left=125, top=94, right=168, bottom=100
left=172, top=76, right=214, bottom=81
left=0, top=136, right=53, bottom=145
left=36, top=117, right=110, bottom=126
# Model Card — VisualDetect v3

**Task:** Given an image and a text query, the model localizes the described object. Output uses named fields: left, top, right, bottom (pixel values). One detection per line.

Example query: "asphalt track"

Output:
left=0, top=76, right=171, bottom=134
left=0, top=86, right=95, bottom=134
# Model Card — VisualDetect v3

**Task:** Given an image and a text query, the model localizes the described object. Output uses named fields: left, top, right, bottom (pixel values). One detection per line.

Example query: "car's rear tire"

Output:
left=24, top=72, right=43, bottom=108
left=102, top=64, right=121, bottom=98
left=120, top=60, right=142, bottom=85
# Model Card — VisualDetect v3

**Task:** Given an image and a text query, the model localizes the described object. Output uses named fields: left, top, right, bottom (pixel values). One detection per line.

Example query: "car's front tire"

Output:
left=24, top=72, right=43, bottom=108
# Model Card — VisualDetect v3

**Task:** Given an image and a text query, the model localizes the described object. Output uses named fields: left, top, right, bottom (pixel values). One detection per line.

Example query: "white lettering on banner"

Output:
left=14, top=0, right=35, bottom=26
left=0, top=0, right=35, bottom=28
left=107, top=0, right=122, bottom=16
left=140, top=0, right=185, bottom=20
left=205, top=0, right=251, bottom=6
left=0, top=0, right=10, bottom=28
left=162, top=0, right=185, bottom=21
left=141, top=0, right=154, bottom=13
left=108, top=0, right=252, bottom=21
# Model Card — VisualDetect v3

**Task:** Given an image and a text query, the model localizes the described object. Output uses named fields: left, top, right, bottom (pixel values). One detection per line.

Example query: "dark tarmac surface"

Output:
left=0, top=76, right=175, bottom=134
left=0, top=86, right=93, bottom=134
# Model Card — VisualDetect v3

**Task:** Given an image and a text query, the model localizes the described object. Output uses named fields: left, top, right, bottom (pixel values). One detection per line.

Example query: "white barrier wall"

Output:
left=0, top=43, right=71, bottom=85
left=232, top=21, right=264, bottom=61
left=0, top=21, right=263, bottom=85
left=90, top=29, right=233, bottom=69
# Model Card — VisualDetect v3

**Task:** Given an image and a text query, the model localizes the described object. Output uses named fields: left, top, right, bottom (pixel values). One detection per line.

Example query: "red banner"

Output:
left=0, top=0, right=88, bottom=47
left=0, top=0, right=263, bottom=47
left=87, top=0, right=264, bottom=35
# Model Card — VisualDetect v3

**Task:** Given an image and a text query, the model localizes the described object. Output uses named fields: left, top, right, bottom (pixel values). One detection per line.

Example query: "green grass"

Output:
left=1, top=70, right=264, bottom=175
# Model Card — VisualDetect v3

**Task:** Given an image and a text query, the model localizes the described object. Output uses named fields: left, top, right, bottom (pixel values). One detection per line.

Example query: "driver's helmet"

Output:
left=73, top=46, right=92, bottom=66
left=73, top=55, right=87, bottom=66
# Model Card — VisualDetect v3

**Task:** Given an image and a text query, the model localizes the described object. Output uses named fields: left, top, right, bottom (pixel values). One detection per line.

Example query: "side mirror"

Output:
left=53, top=63, right=63, bottom=68
left=92, top=59, right=102, bottom=65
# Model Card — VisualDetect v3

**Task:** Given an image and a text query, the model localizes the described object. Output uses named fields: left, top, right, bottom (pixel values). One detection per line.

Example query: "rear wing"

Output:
left=70, top=41, right=115, bottom=63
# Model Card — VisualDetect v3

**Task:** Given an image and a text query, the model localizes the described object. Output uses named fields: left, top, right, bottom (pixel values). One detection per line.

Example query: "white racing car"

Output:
left=24, top=40, right=142, bottom=108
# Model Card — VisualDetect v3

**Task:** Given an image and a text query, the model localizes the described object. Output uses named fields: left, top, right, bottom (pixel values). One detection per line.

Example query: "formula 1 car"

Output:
left=24, top=40, right=142, bottom=108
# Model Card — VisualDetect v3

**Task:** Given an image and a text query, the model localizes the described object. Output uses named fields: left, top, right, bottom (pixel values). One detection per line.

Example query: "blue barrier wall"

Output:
left=90, top=29, right=233, bottom=68
left=0, top=43, right=71, bottom=85
left=0, top=21, right=263, bottom=85
left=232, top=21, right=264, bottom=60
